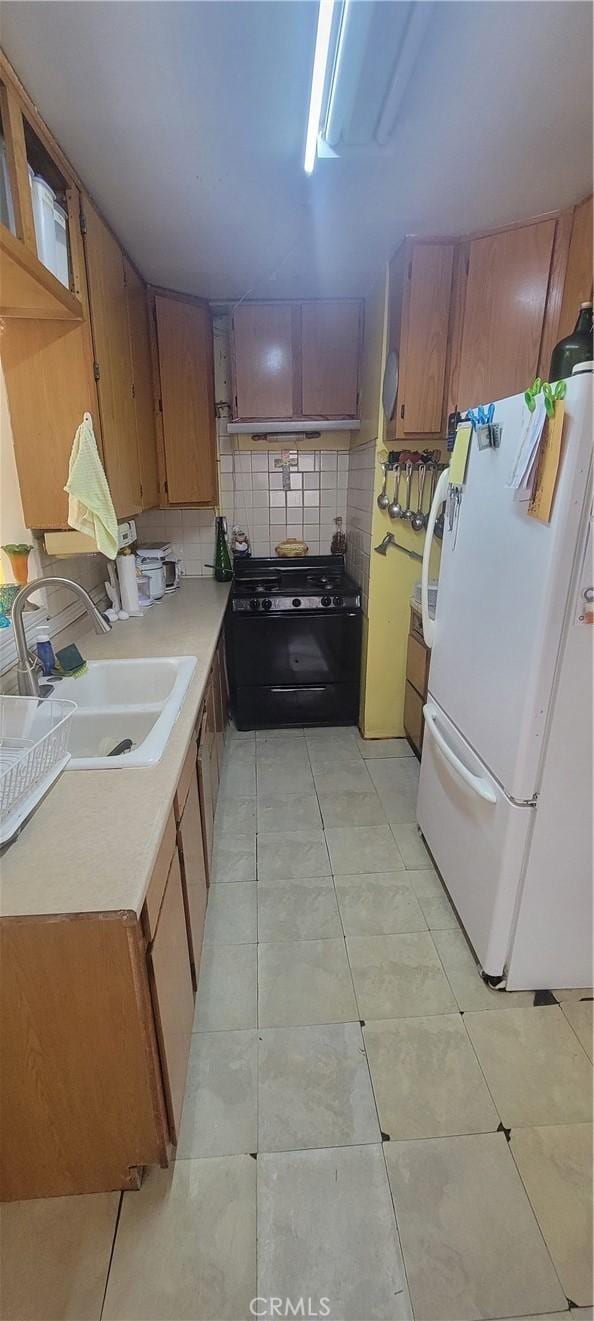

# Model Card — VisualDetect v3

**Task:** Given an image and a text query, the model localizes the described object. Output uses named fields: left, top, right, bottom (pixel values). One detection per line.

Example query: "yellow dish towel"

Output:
left=64, top=412, right=118, bottom=559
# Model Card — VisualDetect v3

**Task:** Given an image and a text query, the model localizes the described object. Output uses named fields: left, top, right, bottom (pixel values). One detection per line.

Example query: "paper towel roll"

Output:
left=117, top=553, right=142, bottom=616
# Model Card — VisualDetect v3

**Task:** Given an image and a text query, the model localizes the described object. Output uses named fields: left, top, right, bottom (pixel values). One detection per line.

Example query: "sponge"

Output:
left=54, top=643, right=88, bottom=678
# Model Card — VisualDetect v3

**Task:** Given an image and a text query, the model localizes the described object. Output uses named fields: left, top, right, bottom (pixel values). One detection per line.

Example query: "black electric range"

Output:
left=225, top=555, right=362, bottom=729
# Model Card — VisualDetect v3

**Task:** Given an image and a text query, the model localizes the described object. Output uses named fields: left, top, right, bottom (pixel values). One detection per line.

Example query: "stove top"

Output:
left=231, top=555, right=361, bottom=613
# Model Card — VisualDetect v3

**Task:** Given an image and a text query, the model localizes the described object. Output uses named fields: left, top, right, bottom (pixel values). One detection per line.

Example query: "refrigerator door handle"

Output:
left=421, top=466, right=449, bottom=647
left=424, top=703, right=497, bottom=804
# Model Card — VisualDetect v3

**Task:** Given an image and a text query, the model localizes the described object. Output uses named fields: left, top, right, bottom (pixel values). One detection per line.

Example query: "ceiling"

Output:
left=1, top=1, right=592, bottom=300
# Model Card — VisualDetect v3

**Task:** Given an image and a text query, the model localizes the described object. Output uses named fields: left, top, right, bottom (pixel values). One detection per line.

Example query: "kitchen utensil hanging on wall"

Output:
left=377, top=461, right=390, bottom=511
left=411, top=462, right=427, bottom=531
left=403, top=462, right=414, bottom=520
left=388, top=464, right=403, bottom=520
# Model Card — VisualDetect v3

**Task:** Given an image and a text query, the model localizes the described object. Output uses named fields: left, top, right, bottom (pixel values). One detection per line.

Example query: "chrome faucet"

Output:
left=12, top=576, right=111, bottom=697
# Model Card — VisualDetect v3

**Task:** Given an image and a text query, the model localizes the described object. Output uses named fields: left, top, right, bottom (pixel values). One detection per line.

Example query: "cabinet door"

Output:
left=124, top=258, right=158, bottom=509
left=457, top=220, right=556, bottom=411
left=557, top=195, right=593, bottom=341
left=154, top=293, right=217, bottom=505
left=1, top=318, right=98, bottom=528
left=404, top=680, right=424, bottom=758
left=301, top=301, right=362, bottom=417
left=396, top=243, right=454, bottom=437
left=178, top=774, right=208, bottom=981
left=213, top=649, right=225, bottom=775
left=83, top=200, right=141, bottom=516
left=232, top=302, right=295, bottom=419
left=197, top=711, right=215, bottom=879
left=148, top=849, right=194, bottom=1144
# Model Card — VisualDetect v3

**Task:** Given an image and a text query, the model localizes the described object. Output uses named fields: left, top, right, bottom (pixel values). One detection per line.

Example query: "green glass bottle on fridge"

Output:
left=214, top=516, right=233, bottom=582
left=550, top=302, right=593, bottom=381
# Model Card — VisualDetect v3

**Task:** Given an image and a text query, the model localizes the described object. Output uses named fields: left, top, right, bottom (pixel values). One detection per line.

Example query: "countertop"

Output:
left=0, top=580, right=230, bottom=920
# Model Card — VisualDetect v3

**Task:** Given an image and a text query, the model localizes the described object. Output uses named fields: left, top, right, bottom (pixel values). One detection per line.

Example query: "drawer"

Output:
left=406, top=632, right=429, bottom=698
left=404, top=680, right=425, bottom=757
left=142, top=809, right=177, bottom=942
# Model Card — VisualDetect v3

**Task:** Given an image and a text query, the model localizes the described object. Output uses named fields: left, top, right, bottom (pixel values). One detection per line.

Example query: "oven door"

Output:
left=228, top=610, right=362, bottom=686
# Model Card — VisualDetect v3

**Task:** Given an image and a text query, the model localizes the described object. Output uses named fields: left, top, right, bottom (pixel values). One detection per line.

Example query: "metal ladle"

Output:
left=411, top=462, right=427, bottom=532
left=377, top=461, right=390, bottom=511
left=388, top=464, right=402, bottom=519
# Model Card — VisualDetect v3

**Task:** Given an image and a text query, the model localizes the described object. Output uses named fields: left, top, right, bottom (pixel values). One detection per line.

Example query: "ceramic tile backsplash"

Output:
left=346, top=440, right=375, bottom=614
left=137, top=426, right=350, bottom=572
left=0, top=542, right=108, bottom=690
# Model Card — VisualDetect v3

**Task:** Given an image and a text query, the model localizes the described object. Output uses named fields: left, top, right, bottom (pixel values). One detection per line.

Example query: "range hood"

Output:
left=227, top=419, right=360, bottom=435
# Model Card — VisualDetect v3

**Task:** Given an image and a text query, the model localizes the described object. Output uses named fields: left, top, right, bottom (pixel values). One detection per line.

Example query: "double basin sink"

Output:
left=58, top=657, right=197, bottom=769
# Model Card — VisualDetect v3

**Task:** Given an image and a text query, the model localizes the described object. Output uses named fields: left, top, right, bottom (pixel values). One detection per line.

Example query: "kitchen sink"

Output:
left=58, top=658, right=192, bottom=708
left=61, top=656, right=197, bottom=769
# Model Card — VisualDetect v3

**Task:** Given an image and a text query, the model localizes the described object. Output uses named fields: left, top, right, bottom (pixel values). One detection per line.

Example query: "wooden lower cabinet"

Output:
left=197, top=708, right=215, bottom=880
left=177, top=773, right=208, bottom=984
left=403, top=606, right=430, bottom=757
left=0, top=911, right=169, bottom=1201
left=0, top=632, right=229, bottom=1201
left=147, top=850, right=195, bottom=1144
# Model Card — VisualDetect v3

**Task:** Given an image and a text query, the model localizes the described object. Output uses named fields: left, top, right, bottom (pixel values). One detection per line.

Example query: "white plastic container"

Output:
left=53, top=201, right=69, bottom=287
left=31, top=174, right=57, bottom=276
left=137, top=558, right=165, bottom=600
left=414, top=578, right=438, bottom=613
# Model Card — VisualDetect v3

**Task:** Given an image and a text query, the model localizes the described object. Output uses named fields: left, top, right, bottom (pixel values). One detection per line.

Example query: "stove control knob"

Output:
left=292, top=597, right=302, bottom=608
left=262, top=598, right=272, bottom=611
left=249, top=598, right=260, bottom=611
left=333, top=595, right=343, bottom=608
left=321, top=595, right=332, bottom=607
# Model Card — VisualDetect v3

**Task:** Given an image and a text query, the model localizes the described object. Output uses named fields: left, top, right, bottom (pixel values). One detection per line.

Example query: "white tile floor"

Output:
left=2, top=725, right=592, bottom=1321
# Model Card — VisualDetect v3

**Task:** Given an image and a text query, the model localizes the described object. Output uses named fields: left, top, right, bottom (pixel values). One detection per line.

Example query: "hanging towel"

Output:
left=64, top=412, right=118, bottom=559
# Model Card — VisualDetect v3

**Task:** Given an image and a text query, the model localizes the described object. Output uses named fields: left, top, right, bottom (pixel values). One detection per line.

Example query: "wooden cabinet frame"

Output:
left=0, top=53, right=84, bottom=321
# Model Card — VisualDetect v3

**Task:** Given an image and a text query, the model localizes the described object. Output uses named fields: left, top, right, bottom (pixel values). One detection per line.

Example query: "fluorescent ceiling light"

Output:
left=304, top=0, right=335, bottom=174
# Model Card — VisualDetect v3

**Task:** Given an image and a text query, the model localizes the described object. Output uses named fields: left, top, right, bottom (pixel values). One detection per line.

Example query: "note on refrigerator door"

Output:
left=508, top=394, right=546, bottom=500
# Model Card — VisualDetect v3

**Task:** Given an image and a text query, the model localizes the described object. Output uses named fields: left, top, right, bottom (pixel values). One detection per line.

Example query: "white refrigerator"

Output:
left=417, top=370, right=593, bottom=990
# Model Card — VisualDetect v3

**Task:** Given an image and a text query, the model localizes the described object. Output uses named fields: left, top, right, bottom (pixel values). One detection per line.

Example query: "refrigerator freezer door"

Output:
left=427, top=375, right=592, bottom=801
left=418, top=698, right=534, bottom=977
left=506, top=521, right=593, bottom=990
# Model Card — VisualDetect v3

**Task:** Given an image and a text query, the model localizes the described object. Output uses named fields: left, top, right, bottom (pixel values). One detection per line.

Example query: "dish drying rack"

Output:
left=0, top=696, right=76, bottom=846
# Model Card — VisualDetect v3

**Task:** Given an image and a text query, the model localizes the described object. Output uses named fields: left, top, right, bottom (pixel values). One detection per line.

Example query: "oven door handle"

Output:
left=269, top=686, right=327, bottom=693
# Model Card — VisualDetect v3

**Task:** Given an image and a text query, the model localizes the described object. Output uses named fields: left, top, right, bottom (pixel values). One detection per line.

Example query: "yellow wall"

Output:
left=359, top=269, right=442, bottom=739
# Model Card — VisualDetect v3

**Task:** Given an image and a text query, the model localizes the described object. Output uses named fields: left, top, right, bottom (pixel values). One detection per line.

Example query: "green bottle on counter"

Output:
left=214, top=516, right=233, bottom=582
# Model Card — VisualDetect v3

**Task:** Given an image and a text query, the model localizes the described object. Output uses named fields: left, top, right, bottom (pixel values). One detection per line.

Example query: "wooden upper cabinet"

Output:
left=232, top=302, right=295, bottom=419
left=386, top=240, right=454, bottom=441
left=301, top=301, right=361, bottom=417
left=153, top=292, right=217, bottom=506
left=557, top=195, right=593, bottom=341
left=124, top=258, right=158, bottom=509
left=231, top=299, right=364, bottom=420
left=456, top=219, right=556, bottom=411
left=83, top=199, right=141, bottom=516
